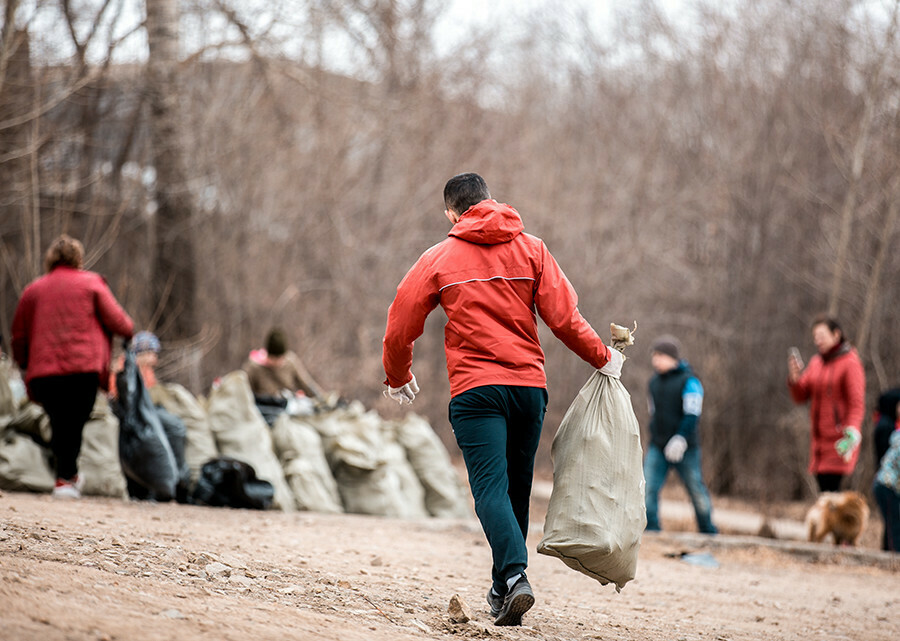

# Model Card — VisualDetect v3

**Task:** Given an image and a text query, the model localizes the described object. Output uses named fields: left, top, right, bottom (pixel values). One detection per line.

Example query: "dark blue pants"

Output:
left=644, top=443, right=718, bottom=534
left=449, top=385, right=547, bottom=597
left=873, top=481, right=900, bottom=552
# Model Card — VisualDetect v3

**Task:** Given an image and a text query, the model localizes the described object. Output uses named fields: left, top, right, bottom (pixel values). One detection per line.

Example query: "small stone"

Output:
left=205, top=562, right=231, bottom=578
left=159, top=609, right=185, bottom=619
left=448, top=594, right=471, bottom=624
left=411, top=619, right=431, bottom=633
left=370, top=556, right=383, bottom=567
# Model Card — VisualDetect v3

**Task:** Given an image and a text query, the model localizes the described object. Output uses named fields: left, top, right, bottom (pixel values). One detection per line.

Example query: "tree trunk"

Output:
left=145, top=0, right=197, bottom=339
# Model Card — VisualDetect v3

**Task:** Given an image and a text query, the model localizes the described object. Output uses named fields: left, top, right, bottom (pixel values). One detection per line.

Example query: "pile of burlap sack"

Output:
left=0, top=360, right=470, bottom=519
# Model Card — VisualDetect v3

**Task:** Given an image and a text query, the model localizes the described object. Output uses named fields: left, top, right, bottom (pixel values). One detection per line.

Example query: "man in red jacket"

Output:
left=382, top=173, right=623, bottom=626
left=11, top=234, right=134, bottom=498
left=787, top=315, right=865, bottom=492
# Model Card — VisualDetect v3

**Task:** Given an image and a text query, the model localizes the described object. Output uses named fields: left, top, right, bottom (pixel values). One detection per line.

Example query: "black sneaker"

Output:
left=487, top=589, right=504, bottom=618
left=494, top=576, right=534, bottom=626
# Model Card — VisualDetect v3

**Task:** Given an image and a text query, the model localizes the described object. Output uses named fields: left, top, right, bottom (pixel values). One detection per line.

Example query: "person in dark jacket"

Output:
left=11, top=235, right=134, bottom=499
left=382, top=173, right=624, bottom=626
left=643, top=335, right=717, bottom=534
left=874, top=388, right=900, bottom=469
left=873, top=426, right=900, bottom=552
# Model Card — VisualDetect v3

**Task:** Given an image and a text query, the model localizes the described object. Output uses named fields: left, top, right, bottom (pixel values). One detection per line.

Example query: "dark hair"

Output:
left=44, top=234, right=84, bottom=272
left=265, top=327, right=288, bottom=357
left=811, top=314, right=844, bottom=340
left=443, top=173, right=490, bottom=215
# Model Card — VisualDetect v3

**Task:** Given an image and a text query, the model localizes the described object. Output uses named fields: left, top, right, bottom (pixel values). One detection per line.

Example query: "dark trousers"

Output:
left=873, top=481, right=900, bottom=552
left=30, top=373, right=99, bottom=480
left=816, top=473, right=844, bottom=493
left=449, top=385, right=547, bottom=597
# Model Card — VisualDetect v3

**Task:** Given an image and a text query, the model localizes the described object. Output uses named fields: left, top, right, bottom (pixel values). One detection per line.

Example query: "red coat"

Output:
left=788, top=343, right=866, bottom=475
left=383, top=200, right=610, bottom=398
left=11, top=266, right=134, bottom=395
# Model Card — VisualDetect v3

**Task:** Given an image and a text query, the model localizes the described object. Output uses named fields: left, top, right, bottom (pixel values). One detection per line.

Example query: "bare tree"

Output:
left=145, top=0, right=198, bottom=341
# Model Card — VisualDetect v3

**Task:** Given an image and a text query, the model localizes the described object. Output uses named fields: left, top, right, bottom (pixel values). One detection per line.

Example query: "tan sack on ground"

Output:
left=393, top=413, right=470, bottom=518
left=382, top=436, right=428, bottom=518
left=537, top=370, right=646, bottom=592
left=0, top=359, right=16, bottom=424
left=205, top=370, right=295, bottom=511
left=77, top=393, right=127, bottom=498
left=9, top=401, right=52, bottom=445
left=271, top=413, right=342, bottom=513
left=150, top=382, right=218, bottom=484
left=308, top=403, right=426, bottom=518
left=0, top=427, right=54, bottom=492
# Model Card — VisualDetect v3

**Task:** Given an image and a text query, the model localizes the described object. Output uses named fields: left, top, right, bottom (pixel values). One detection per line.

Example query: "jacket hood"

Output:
left=448, top=200, right=523, bottom=245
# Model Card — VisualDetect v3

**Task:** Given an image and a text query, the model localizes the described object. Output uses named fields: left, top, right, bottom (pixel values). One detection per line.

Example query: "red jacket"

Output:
left=11, top=266, right=134, bottom=395
left=383, top=200, right=611, bottom=398
left=788, top=342, right=866, bottom=475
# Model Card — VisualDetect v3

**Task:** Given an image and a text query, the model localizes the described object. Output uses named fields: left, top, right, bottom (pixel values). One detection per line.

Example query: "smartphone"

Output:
left=788, top=347, right=803, bottom=368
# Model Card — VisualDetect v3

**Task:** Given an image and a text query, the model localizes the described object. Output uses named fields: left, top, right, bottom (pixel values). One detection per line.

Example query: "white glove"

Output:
left=384, top=374, right=419, bottom=405
left=598, top=346, right=625, bottom=379
left=835, top=426, right=861, bottom=462
left=664, top=435, right=688, bottom=463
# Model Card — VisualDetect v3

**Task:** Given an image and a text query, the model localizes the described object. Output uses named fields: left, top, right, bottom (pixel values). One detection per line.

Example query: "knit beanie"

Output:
left=650, top=335, right=681, bottom=361
left=132, top=331, right=161, bottom=354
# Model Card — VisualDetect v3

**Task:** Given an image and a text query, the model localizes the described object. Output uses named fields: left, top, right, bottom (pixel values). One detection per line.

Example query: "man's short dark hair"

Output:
left=444, top=173, right=491, bottom=215
left=265, top=327, right=288, bottom=357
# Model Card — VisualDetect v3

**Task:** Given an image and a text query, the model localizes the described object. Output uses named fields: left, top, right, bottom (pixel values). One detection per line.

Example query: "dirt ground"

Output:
left=1, top=485, right=897, bottom=641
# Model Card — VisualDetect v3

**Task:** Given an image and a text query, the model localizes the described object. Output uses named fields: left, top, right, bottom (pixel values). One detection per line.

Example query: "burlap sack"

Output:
left=8, top=401, right=52, bottom=445
left=0, top=428, right=55, bottom=492
left=393, top=413, right=470, bottom=518
left=307, top=404, right=426, bottom=517
left=537, top=371, right=646, bottom=591
left=271, top=413, right=343, bottom=513
left=78, top=393, right=127, bottom=498
left=382, top=439, right=428, bottom=518
left=0, top=359, right=16, bottom=425
left=150, top=382, right=218, bottom=483
left=205, top=370, right=295, bottom=511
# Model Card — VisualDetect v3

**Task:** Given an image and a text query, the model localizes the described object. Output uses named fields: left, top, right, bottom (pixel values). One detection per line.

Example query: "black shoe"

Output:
left=487, top=589, right=503, bottom=618
left=494, top=576, right=534, bottom=626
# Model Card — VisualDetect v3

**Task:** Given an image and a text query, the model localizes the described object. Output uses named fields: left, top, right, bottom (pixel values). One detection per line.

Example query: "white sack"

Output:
left=271, top=413, right=343, bottom=513
left=150, top=382, right=219, bottom=483
left=307, top=404, right=426, bottom=517
left=0, top=428, right=54, bottom=492
left=393, top=413, right=470, bottom=518
left=78, top=393, right=127, bottom=498
left=537, top=371, right=646, bottom=591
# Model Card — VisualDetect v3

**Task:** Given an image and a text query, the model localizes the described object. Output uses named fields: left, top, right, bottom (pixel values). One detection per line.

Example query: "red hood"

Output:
left=448, top=200, right=523, bottom=245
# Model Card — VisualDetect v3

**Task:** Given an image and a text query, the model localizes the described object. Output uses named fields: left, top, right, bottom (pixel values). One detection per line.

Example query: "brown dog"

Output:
left=805, top=491, right=869, bottom=546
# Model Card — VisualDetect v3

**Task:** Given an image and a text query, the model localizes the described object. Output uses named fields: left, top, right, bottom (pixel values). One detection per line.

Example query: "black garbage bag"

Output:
left=112, top=350, right=178, bottom=502
left=192, top=456, right=274, bottom=510
left=156, top=406, right=192, bottom=502
left=253, top=394, right=287, bottom=427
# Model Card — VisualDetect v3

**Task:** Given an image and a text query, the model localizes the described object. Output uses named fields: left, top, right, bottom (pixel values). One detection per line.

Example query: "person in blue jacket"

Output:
left=643, top=335, right=717, bottom=534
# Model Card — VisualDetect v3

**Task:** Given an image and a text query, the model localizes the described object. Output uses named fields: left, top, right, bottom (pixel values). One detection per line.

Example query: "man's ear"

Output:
left=445, top=209, right=460, bottom=224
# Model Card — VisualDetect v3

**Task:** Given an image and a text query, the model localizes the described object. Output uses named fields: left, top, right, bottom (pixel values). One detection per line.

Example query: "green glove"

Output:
left=835, top=426, right=861, bottom=460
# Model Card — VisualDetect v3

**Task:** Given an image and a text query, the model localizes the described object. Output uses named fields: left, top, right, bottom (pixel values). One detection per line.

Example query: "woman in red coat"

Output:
left=787, top=315, right=866, bottom=493
left=11, top=235, right=134, bottom=498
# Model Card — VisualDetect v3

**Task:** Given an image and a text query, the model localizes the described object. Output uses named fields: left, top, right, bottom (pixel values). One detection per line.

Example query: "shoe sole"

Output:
left=494, top=589, right=534, bottom=626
